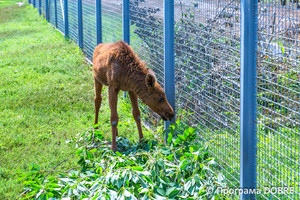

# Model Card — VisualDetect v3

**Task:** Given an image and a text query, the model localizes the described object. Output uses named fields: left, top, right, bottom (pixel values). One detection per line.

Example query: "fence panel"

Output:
left=56, top=0, right=65, bottom=33
left=82, top=0, right=97, bottom=60
left=35, top=0, right=40, bottom=13
left=256, top=0, right=300, bottom=199
left=129, top=0, right=165, bottom=129
left=101, top=0, right=122, bottom=43
left=41, top=0, right=46, bottom=17
left=49, top=0, right=55, bottom=26
left=174, top=0, right=241, bottom=192
left=68, top=0, right=78, bottom=43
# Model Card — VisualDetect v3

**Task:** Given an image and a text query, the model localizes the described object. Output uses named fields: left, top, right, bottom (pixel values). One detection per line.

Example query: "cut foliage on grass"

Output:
left=19, top=126, right=228, bottom=199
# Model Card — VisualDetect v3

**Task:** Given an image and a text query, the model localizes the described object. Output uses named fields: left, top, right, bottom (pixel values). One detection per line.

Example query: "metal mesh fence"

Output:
left=41, top=0, right=46, bottom=16
left=102, top=0, right=122, bottom=43
left=129, top=0, right=165, bottom=128
left=36, top=0, right=40, bottom=14
left=174, top=0, right=241, bottom=191
left=82, top=0, right=97, bottom=60
left=49, top=0, right=55, bottom=26
left=56, top=0, right=65, bottom=33
left=68, top=0, right=78, bottom=43
left=29, top=0, right=300, bottom=198
left=256, top=0, right=300, bottom=199
left=40, top=0, right=46, bottom=17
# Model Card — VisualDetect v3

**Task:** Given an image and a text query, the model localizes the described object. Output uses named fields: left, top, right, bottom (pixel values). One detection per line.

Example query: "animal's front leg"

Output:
left=128, top=91, right=144, bottom=143
left=94, top=79, right=103, bottom=129
left=108, top=87, right=120, bottom=150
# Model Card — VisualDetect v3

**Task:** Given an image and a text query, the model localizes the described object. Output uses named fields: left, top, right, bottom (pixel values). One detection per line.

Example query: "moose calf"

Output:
left=93, top=41, right=174, bottom=150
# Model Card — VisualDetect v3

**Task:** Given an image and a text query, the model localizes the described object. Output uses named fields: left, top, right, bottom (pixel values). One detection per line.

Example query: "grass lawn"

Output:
left=0, top=1, right=152, bottom=198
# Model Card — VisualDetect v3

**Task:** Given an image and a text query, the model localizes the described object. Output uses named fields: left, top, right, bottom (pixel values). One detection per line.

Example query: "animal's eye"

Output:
left=159, top=97, right=164, bottom=103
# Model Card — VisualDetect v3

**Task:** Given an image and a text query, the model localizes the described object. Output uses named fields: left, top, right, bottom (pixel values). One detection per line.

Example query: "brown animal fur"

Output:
left=93, top=41, right=174, bottom=150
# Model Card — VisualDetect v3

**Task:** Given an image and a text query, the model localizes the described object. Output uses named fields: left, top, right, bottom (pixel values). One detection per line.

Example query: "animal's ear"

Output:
left=146, top=73, right=156, bottom=88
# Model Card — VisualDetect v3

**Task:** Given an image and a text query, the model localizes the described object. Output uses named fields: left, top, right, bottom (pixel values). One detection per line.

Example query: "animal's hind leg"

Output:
left=128, top=91, right=144, bottom=143
left=108, top=87, right=120, bottom=150
left=94, top=79, right=103, bottom=129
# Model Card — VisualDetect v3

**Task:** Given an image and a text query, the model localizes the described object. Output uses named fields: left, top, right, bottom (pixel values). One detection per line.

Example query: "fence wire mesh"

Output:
left=102, top=0, right=122, bottom=43
left=30, top=0, right=300, bottom=199
left=82, top=0, right=97, bottom=60
left=174, top=0, right=241, bottom=193
left=256, top=0, right=300, bottom=199
left=42, top=0, right=46, bottom=16
left=56, top=0, right=65, bottom=33
left=49, top=0, right=55, bottom=26
left=68, top=0, right=78, bottom=43
left=129, top=0, right=165, bottom=129
left=36, top=0, right=40, bottom=14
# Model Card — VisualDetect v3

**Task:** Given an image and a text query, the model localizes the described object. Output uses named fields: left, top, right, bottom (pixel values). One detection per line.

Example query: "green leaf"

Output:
left=174, top=138, right=181, bottom=146
left=67, top=188, right=72, bottom=197
left=165, top=187, right=176, bottom=196
left=90, top=182, right=100, bottom=191
left=47, top=183, right=61, bottom=188
left=60, top=178, right=74, bottom=184
left=189, top=147, right=194, bottom=154
left=89, top=149, right=97, bottom=153
left=115, top=151, right=122, bottom=156
left=168, top=189, right=180, bottom=198
left=156, top=188, right=165, bottom=196
left=157, top=159, right=164, bottom=168
left=178, top=134, right=186, bottom=141
left=117, top=179, right=123, bottom=189
left=138, top=177, right=147, bottom=188
left=183, top=129, right=190, bottom=138
left=184, top=181, right=191, bottom=191
left=204, top=157, right=216, bottom=165
left=77, top=183, right=87, bottom=192
left=179, top=159, right=190, bottom=170
left=131, top=166, right=143, bottom=171
left=167, top=133, right=173, bottom=145
left=143, top=175, right=154, bottom=185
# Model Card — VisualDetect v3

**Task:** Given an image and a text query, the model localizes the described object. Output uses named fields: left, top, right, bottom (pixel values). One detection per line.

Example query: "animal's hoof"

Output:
left=111, top=145, right=118, bottom=151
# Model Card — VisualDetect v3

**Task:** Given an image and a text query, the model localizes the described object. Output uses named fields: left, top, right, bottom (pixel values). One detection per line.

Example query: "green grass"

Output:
left=0, top=1, right=152, bottom=198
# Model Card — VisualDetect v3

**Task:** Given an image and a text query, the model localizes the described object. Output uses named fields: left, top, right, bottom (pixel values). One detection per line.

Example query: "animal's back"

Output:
left=93, top=41, right=147, bottom=90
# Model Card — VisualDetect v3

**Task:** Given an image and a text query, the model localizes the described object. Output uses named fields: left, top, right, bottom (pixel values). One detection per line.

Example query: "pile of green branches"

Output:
left=19, top=125, right=226, bottom=199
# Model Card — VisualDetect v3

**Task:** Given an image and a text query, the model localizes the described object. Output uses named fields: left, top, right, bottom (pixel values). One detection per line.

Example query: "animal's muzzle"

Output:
left=161, top=112, right=174, bottom=121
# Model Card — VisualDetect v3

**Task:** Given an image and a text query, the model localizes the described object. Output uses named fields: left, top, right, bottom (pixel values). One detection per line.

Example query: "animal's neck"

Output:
left=118, top=51, right=149, bottom=99
left=128, top=70, right=148, bottom=99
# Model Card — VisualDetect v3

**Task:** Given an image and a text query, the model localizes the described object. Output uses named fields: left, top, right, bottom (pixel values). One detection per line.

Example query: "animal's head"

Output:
left=141, top=69, right=175, bottom=121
